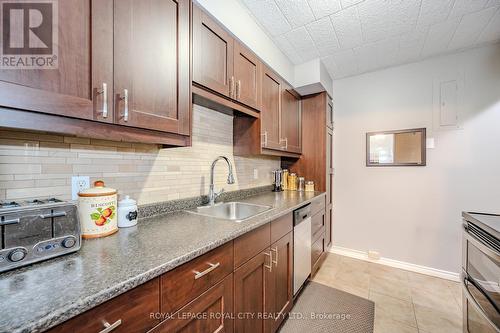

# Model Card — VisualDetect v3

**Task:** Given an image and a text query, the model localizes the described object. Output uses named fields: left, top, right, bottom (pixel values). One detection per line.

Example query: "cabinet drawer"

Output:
left=161, top=241, right=233, bottom=315
left=152, top=274, right=233, bottom=333
left=311, top=211, right=325, bottom=240
left=234, top=223, right=270, bottom=268
left=271, top=213, right=292, bottom=244
left=311, top=235, right=325, bottom=268
left=48, top=278, right=160, bottom=333
left=311, top=196, right=325, bottom=216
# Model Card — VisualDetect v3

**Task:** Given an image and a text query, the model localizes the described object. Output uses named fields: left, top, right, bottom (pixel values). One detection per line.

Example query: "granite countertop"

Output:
left=0, top=190, right=325, bottom=333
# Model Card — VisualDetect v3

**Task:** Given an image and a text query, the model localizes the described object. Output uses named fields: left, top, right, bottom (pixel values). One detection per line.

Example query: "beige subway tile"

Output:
left=66, top=158, right=92, bottom=165
left=0, top=180, right=36, bottom=189
left=0, top=189, right=5, bottom=199
left=6, top=186, right=70, bottom=200
left=78, top=152, right=122, bottom=159
left=42, top=164, right=73, bottom=174
left=0, top=164, right=41, bottom=175
left=91, top=139, right=132, bottom=148
left=0, top=139, right=40, bottom=149
left=40, top=142, right=70, bottom=149
left=35, top=179, right=67, bottom=187
left=71, top=144, right=117, bottom=152
left=74, top=164, right=119, bottom=173
left=118, top=164, right=137, bottom=172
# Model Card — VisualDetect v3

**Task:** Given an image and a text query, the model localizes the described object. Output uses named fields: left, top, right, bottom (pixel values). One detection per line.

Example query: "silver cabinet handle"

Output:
left=463, top=224, right=500, bottom=261
left=97, top=83, right=108, bottom=118
left=39, top=211, right=67, bottom=219
left=271, top=246, right=278, bottom=266
left=279, top=138, right=288, bottom=150
left=193, top=262, right=220, bottom=280
left=0, top=218, right=20, bottom=226
left=261, top=131, right=268, bottom=148
left=462, top=273, right=500, bottom=333
left=120, top=89, right=129, bottom=122
left=229, top=76, right=235, bottom=99
left=236, top=80, right=241, bottom=100
left=264, top=252, right=272, bottom=272
left=99, top=319, right=122, bottom=333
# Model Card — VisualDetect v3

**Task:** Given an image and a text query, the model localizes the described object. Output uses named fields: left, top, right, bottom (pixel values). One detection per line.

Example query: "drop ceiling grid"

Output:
left=240, top=0, right=500, bottom=79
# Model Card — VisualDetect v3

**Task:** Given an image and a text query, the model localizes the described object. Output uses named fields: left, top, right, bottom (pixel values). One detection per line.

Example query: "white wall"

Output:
left=332, top=44, right=500, bottom=273
left=195, top=0, right=294, bottom=83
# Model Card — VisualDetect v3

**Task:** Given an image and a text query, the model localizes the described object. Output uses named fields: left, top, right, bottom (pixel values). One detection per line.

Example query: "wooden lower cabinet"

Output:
left=269, top=233, right=293, bottom=332
left=48, top=278, right=160, bottom=333
left=234, top=248, right=273, bottom=333
left=151, top=274, right=233, bottom=333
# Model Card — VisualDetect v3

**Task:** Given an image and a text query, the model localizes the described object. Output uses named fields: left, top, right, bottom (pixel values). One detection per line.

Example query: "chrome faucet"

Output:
left=208, top=156, right=235, bottom=206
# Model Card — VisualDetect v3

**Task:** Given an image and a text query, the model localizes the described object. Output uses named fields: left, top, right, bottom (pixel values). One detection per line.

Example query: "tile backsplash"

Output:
left=0, top=105, right=280, bottom=204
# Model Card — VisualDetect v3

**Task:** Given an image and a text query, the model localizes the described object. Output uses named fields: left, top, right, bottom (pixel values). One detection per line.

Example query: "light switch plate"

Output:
left=71, top=176, right=90, bottom=200
left=426, top=138, right=435, bottom=149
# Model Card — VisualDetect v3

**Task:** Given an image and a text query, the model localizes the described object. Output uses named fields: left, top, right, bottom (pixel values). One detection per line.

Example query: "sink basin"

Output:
left=186, top=202, right=272, bottom=222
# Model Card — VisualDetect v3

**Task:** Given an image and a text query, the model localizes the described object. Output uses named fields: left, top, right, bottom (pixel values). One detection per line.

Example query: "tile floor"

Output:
left=312, top=253, right=463, bottom=333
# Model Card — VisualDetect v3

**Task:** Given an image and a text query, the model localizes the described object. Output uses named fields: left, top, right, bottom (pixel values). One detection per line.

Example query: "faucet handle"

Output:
left=215, top=188, right=225, bottom=197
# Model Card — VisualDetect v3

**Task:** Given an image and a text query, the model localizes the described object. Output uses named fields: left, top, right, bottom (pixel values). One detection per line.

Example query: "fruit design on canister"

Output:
left=90, top=206, right=116, bottom=227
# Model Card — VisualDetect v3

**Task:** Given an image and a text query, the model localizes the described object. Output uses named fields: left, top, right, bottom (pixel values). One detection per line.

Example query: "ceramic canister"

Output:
left=78, top=180, right=118, bottom=239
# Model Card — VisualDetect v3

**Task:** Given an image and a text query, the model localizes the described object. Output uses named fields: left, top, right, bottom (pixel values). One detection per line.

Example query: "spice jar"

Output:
left=305, top=181, right=315, bottom=192
left=288, top=173, right=297, bottom=190
left=298, top=177, right=305, bottom=191
left=282, top=169, right=289, bottom=190
left=78, top=180, right=118, bottom=239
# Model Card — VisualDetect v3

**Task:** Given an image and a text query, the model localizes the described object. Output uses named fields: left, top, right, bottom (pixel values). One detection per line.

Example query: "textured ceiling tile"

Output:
left=486, top=0, right=500, bottom=6
left=331, top=7, right=363, bottom=48
left=421, top=18, right=461, bottom=57
left=449, top=0, right=489, bottom=18
left=275, top=0, right=316, bottom=28
left=284, top=27, right=320, bottom=62
left=417, top=0, right=454, bottom=27
left=241, top=0, right=292, bottom=36
left=306, top=17, right=341, bottom=56
left=323, top=49, right=359, bottom=78
left=353, top=43, right=380, bottom=72
left=307, top=0, right=342, bottom=19
left=448, top=6, right=497, bottom=49
left=397, top=28, right=428, bottom=63
left=273, top=35, right=304, bottom=64
left=374, top=37, right=400, bottom=68
left=477, top=7, right=500, bottom=42
left=358, top=0, right=392, bottom=42
left=340, top=0, right=366, bottom=8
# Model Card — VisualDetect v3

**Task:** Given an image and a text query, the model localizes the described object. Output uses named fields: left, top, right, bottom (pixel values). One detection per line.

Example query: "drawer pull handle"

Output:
left=193, top=262, right=220, bottom=280
left=271, top=246, right=278, bottom=266
left=264, top=252, right=272, bottom=272
left=99, top=319, right=122, bottom=333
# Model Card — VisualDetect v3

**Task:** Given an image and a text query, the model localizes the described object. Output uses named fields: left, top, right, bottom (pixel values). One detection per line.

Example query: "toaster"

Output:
left=0, top=199, right=81, bottom=273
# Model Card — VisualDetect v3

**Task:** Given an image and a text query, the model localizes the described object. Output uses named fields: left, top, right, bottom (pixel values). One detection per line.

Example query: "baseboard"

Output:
left=329, top=246, right=460, bottom=282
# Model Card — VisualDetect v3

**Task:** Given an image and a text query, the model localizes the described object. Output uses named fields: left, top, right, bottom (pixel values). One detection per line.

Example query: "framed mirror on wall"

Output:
left=366, top=128, right=426, bottom=167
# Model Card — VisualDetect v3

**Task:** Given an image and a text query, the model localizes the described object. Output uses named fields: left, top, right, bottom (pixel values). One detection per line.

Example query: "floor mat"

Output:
left=279, top=281, right=374, bottom=333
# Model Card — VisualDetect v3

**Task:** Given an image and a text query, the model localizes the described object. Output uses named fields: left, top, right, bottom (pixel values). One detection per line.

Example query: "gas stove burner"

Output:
left=46, top=198, right=63, bottom=203
left=0, top=201, right=20, bottom=209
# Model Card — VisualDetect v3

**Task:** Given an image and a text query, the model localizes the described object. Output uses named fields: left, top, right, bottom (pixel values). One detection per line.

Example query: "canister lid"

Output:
left=119, top=195, right=136, bottom=207
left=78, top=180, right=117, bottom=197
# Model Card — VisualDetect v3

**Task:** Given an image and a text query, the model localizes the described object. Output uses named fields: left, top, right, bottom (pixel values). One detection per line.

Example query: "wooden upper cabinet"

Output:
left=260, top=67, right=282, bottom=151
left=280, top=83, right=301, bottom=154
left=233, top=42, right=261, bottom=109
left=0, top=0, right=112, bottom=121
left=114, top=0, right=190, bottom=135
left=193, top=4, right=234, bottom=98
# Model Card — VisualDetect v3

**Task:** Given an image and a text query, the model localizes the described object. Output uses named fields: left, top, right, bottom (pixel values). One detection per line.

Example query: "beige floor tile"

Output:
left=369, top=262, right=409, bottom=282
left=374, top=314, right=419, bottom=333
left=447, top=280, right=463, bottom=309
left=369, top=290, right=417, bottom=328
left=411, top=285, right=461, bottom=316
left=337, top=256, right=369, bottom=275
left=319, top=271, right=370, bottom=299
left=414, top=304, right=462, bottom=333
left=407, top=272, right=452, bottom=293
left=370, top=275, right=412, bottom=301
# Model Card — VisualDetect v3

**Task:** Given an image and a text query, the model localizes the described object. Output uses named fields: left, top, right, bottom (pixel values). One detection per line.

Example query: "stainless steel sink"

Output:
left=186, top=202, right=272, bottom=222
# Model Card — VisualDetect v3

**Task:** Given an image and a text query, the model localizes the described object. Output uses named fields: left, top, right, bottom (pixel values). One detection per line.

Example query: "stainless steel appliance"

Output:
left=0, top=199, right=81, bottom=273
left=272, top=169, right=283, bottom=192
left=293, top=204, right=311, bottom=295
left=462, top=212, right=500, bottom=333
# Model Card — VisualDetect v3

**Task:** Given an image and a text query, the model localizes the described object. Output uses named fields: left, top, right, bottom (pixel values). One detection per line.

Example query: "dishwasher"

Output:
left=293, top=204, right=312, bottom=295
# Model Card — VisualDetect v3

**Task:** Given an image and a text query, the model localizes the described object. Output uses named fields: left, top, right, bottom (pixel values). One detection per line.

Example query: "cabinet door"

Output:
left=234, top=248, right=273, bottom=333
left=0, top=0, right=112, bottom=121
left=280, top=84, right=301, bottom=153
left=152, top=274, right=233, bottom=333
left=326, top=128, right=333, bottom=248
left=114, top=0, right=190, bottom=134
left=270, top=232, right=293, bottom=332
left=233, top=42, right=261, bottom=109
left=193, top=4, right=234, bottom=98
left=260, top=68, right=282, bottom=151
